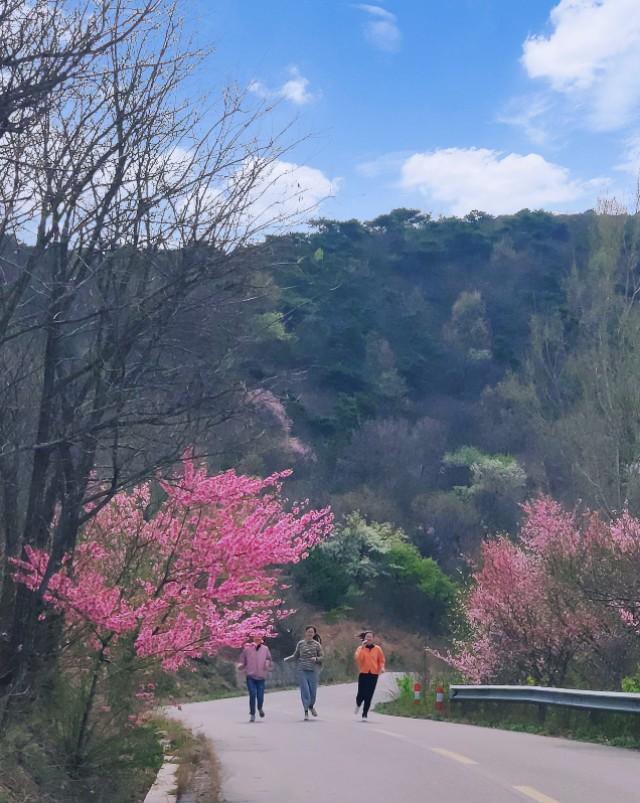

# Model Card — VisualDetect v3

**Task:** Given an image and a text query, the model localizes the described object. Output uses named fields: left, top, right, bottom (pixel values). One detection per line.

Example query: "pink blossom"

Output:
left=439, top=497, right=609, bottom=685
left=12, top=456, right=333, bottom=672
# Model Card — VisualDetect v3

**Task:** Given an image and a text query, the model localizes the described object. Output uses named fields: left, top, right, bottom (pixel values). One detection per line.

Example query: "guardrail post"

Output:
left=413, top=680, right=422, bottom=703
left=423, top=648, right=429, bottom=697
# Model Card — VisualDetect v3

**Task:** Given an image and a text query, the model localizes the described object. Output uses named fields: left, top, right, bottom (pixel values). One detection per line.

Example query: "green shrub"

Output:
left=396, top=673, right=414, bottom=701
left=294, top=512, right=456, bottom=630
left=621, top=668, right=640, bottom=693
left=0, top=694, right=162, bottom=803
left=379, top=542, right=456, bottom=630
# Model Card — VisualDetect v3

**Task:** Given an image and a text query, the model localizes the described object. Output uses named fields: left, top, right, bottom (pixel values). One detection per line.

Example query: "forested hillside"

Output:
left=214, top=208, right=637, bottom=578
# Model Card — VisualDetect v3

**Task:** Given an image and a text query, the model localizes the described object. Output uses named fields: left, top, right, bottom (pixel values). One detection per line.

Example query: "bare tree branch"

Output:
left=0, top=0, right=296, bottom=695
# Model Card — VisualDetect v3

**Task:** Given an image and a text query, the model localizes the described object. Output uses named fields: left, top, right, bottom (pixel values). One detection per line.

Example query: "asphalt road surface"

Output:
left=172, top=675, right=640, bottom=803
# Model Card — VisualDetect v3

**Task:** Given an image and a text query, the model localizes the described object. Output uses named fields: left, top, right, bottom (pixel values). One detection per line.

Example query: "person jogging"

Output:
left=284, top=625, right=324, bottom=720
left=237, top=633, right=273, bottom=722
left=354, top=630, right=385, bottom=720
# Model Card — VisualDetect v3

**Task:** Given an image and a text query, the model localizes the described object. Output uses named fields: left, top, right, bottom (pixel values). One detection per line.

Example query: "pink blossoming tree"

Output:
left=440, top=497, right=608, bottom=685
left=12, top=457, right=332, bottom=763
left=571, top=508, right=640, bottom=642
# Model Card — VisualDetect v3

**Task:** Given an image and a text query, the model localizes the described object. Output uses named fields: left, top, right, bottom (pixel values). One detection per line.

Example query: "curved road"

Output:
left=172, top=676, right=640, bottom=802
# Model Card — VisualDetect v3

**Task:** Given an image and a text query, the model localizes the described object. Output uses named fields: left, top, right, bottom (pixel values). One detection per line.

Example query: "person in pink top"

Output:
left=237, top=633, right=273, bottom=722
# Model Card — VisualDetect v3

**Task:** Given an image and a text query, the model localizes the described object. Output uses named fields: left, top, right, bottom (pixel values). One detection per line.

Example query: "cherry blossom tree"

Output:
left=11, top=457, right=332, bottom=763
left=570, top=509, right=640, bottom=645
left=440, top=497, right=606, bottom=685
left=13, top=458, right=333, bottom=670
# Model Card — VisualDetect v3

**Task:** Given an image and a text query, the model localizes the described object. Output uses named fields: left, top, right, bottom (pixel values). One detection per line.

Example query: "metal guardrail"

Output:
left=449, top=685, right=640, bottom=714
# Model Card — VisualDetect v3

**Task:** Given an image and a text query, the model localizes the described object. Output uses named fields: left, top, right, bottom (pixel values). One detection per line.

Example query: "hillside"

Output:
left=212, top=208, right=637, bottom=577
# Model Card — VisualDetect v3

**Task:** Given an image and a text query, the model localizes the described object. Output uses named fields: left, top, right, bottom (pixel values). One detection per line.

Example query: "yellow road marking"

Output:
left=430, top=747, right=477, bottom=765
left=372, top=728, right=407, bottom=740
left=514, top=786, right=559, bottom=803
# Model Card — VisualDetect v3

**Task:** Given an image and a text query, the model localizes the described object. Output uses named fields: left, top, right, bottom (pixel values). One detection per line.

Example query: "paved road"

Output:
left=172, top=676, right=640, bottom=803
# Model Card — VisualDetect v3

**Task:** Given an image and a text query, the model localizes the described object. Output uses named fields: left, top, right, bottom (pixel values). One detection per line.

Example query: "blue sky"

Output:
left=185, top=0, right=640, bottom=221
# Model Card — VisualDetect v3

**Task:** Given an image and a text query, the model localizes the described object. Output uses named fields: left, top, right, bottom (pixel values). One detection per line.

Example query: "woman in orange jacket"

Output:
left=354, top=630, right=385, bottom=720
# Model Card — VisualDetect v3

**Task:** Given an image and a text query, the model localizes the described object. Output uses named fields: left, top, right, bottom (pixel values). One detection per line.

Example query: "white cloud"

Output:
left=356, top=4, right=401, bottom=52
left=521, top=0, right=640, bottom=131
left=497, top=95, right=555, bottom=146
left=246, top=160, right=340, bottom=228
left=356, top=150, right=408, bottom=178
left=358, top=3, right=394, bottom=18
left=400, top=147, right=604, bottom=216
left=280, top=69, right=313, bottom=105
left=615, top=133, right=640, bottom=174
left=172, top=157, right=340, bottom=241
left=248, top=66, right=314, bottom=106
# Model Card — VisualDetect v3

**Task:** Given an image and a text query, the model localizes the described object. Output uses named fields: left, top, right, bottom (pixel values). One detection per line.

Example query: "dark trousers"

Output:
left=356, top=672, right=379, bottom=715
left=246, top=676, right=265, bottom=715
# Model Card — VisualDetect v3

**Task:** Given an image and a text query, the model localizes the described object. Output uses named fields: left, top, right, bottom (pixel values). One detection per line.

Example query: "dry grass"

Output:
left=175, top=735, right=222, bottom=803
left=156, top=719, right=222, bottom=803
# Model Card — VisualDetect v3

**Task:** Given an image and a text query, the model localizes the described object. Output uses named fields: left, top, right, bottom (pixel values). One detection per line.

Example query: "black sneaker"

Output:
left=258, top=708, right=265, bottom=718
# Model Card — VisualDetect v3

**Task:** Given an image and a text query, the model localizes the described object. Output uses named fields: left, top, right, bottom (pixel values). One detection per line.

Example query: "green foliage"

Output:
left=444, top=290, right=492, bottom=360
left=294, top=512, right=404, bottom=610
left=294, top=513, right=455, bottom=629
left=396, top=673, right=414, bottom=700
left=383, top=542, right=456, bottom=628
left=470, top=456, right=526, bottom=496
left=621, top=669, right=640, bottom=693
left=236, top=209, right=585, bottom=571
left=492, top=209, right=640, bottom=514
left=443, top=446, right=487, bottom=469
left=252, top=311, right=294, bottom=343
left=0, top=676, right=162, bottom=803
left=443, top=446, right=519, bottom=472
left=438, top=447, right=527, bottom=537
left=292, top=547, right=352, bottom=611
left=387, top=543, right=454, bottom=596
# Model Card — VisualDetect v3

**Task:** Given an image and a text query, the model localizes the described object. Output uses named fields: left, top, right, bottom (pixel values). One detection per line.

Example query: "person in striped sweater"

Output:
left=284, top=626, right=324, bottom=720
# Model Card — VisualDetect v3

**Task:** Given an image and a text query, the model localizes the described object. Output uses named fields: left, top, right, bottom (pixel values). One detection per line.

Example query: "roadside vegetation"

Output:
left=379, top=675, right=640, bottom=750
left=0, top=702, right=162, bottom=803
left=158, top=719, right=223, bottom=803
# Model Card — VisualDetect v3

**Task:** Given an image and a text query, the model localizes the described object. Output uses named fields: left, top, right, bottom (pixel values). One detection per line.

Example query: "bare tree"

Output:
left=0, top=0, right=158, bottom=138
left=0, top=0, right=293, bottom=697
left=500, top=195, right=640, bottom=516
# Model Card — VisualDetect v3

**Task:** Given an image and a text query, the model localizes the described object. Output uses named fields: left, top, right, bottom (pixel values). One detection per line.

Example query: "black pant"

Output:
left=356, top=672, right=379, bottom=715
